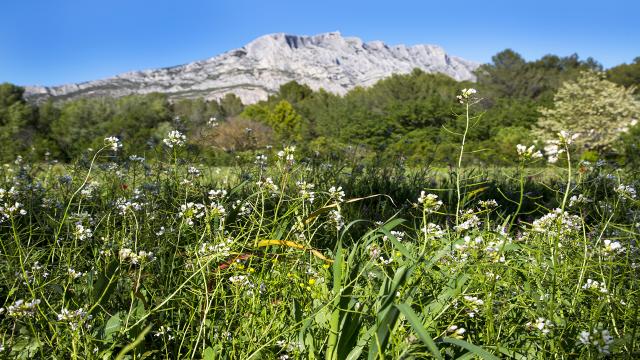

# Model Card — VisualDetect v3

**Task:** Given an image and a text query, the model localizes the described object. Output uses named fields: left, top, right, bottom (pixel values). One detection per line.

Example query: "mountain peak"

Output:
left=24, top=32, right=479, bottom=104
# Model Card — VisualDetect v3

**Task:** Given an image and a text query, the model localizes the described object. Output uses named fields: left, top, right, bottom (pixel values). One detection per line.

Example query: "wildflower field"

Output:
left=1, top=91, right=639, bottom=360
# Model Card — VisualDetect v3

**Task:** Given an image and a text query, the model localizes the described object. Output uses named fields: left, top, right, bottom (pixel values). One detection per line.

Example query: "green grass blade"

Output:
left=442, top=338, right=499, bottom=360
left=395, top=303, right=443, bottom=360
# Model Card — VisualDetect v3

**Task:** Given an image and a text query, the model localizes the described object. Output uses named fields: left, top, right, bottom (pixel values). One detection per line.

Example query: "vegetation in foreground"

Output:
left=1, top=89, right=639, bottom=359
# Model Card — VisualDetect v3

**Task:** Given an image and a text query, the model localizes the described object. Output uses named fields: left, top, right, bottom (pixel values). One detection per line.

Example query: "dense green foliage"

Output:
left=0, top=49, right=638, bottom=167
left=608, top=57, right=640, bottom=93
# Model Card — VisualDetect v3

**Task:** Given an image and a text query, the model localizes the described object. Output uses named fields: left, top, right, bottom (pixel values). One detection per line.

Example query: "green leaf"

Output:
left=104, top=312, right=122, bottom=341
left=115, top=325, right=152, bottom=360
left=203, top=347, right=216, bottom=360
left=442, top=338, right=499, bottom=360
left=395, top=303, right=443, bottom=360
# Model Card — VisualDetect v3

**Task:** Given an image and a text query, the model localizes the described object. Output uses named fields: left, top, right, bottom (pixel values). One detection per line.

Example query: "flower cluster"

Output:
left=118, top=248, right=156, bottom=265
left=296, top=181, right=315, bottom=203
left=545, top=131, right=579, bottom=163
left=18, top=262, right=49, bottom=284
left=530, top=208, right=582, bottom=238
left=198, top=238, right=233, bottom=258
left=67, top=268, right=84, bottom=279
left=232, top=200, right=251, bottom=216
left=421, top=223, right=445, bottom=239
left=129, top=155, right=145, bottom=162
left=328, top=210, right=344, bottom=231
left=80, top=181, right=100, bottom=198
left=2, top=299, right=41, bottom=318
left=163, top=130, right=186, bottom=148
left=417, top=192, right=443, bottom=213
left=179, top=202, right=206, bottom=226
left=461, top=295, right=484, bottom=318
left=454, top=210, right=481, bottom=232
left=207, top=116, right=219, bottom=127
left=582, top=279, right=608, bottom=294
left=74, top=222, right=93, bottom=240
left=187, top=166, right=201, bottom=177
left=456, top=88, right=477, bottom=103
left=454, top=235, right=507, bottom=263
left=615, top=184, right=637, bottom=199
left=578, top=328, right=614, bottom=355
left=257, top=177, right=278, bottom=197
left=209, top=189, right=228, bottom=200
left=328, top=186, right=345, bottom=203
left=516, top=144, right=543, bottom=161
left=0, top=201, right=27, bottom=221
left=602, top=239, right=624, bottom=256
left=154, top=325, right=174, bottom=340
left=209, top=202, right=226, bottom=218
left=115, top=198, right=143, bottom=215
left=569, top=194, right=592, bottom=208
left=478, top=199, right=498, bottom=210
left=447, top=325, right=466, bottom=339
left=526, top=317, right=554, bottom=335
left=255, top=154, right=268, bottom=168
left=104, top=136, right=122, bottom=152
left=57, top=307, right=91, bottom=330
left=277, top=146, right=296, bottom=165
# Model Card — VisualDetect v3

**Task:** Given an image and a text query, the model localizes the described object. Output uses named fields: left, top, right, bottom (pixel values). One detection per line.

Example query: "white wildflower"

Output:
left=329, top=186, right=345, bottom=203
left=615, top=184, right=636, bottom=199
left=104, top=137, right=122, bottom=152
left=582, top=278, right=608, bottom=294
left=602, top=239, right=624, bottom=255
left=163, top=130, right=186, bottom=148
left=526, top=317, right=554, bottom=335
left=516, top=144, right=543, bottom=161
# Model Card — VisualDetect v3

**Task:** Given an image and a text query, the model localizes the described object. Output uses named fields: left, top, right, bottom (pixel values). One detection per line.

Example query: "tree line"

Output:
left=1, top=50, right=639, bottom=165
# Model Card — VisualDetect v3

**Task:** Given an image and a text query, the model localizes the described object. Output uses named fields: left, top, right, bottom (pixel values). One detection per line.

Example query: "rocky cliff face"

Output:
left=24, top=32, right=479, bottom=104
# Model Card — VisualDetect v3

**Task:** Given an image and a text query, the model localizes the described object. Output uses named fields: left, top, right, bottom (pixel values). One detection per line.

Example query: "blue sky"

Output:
left=1, top=0, right=638, bottom=86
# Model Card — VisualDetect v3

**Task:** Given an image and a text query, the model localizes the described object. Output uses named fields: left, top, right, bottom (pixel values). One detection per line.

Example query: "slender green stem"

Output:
left=455, top=101, right=470, bottom=226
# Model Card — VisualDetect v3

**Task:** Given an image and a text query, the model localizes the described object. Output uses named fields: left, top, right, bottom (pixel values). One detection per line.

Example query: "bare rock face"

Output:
left=24, top=32, right=479, bottom=104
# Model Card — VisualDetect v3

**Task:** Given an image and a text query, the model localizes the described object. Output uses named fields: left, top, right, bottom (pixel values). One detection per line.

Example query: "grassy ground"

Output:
left=0, top=139, right=638, bottom=359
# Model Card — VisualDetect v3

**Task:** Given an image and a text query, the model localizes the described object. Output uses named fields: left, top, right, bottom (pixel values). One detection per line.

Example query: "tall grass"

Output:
left=1, top=93, right=639, bottom=359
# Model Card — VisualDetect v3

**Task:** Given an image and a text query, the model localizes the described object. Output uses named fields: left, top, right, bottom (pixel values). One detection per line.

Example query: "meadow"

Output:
left=1, top=92, right=639, bottom=360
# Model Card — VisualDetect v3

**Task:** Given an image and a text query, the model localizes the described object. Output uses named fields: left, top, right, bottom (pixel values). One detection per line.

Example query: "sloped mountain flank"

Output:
left=25, top=32, right=479, bottom=104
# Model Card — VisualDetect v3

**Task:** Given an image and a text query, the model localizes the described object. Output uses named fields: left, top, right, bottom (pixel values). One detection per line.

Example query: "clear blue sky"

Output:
left=1, top=0, right=638, bottom=86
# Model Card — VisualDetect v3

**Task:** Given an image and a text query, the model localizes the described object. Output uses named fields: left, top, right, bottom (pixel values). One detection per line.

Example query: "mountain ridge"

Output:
left=24, top=32, right=480, bottom=104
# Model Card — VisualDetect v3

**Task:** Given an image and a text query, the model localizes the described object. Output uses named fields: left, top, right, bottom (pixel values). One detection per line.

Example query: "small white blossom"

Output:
left=67, top=268, right=84, bottom=279
left=578, top=328, right=614, bottom=355
left=446, top=325, right=466, bottom=339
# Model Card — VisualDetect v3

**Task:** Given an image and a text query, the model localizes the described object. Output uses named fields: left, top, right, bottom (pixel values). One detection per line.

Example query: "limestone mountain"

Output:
left=24, top=32, right=479, bottom=104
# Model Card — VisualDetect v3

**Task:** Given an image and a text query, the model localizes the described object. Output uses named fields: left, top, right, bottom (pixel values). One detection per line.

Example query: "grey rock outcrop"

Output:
left=24, top=32, right=479, bottom=104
